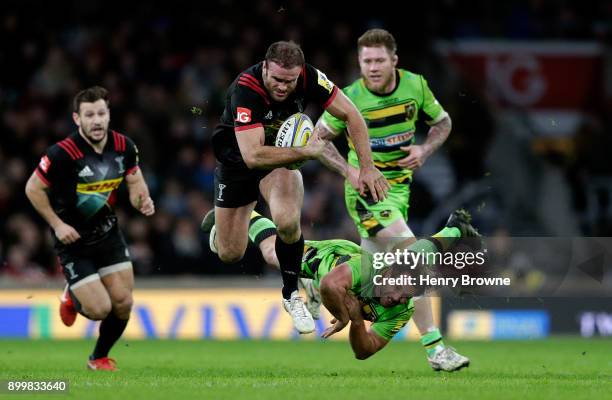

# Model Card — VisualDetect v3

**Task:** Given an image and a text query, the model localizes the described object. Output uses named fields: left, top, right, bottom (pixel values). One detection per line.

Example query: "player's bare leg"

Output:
left=213, top=202, right=257, bottom=262
left=258, top=235, right=280, bottom=267
left=260, top=168, right=314, bottom=333
left=68, top=275, right=117, bottom=371
left=253, top=223, right=322, bottom=319
left=80, top=263, right=133, bottom=372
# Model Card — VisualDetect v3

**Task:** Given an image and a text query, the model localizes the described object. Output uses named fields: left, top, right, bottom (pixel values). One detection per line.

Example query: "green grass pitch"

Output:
left=0, top=338, right=610, bottom=400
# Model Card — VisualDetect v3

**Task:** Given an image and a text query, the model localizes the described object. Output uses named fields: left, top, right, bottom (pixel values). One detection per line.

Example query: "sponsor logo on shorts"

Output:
left=217, top=183, right=226, bottom=201
left=359, top=211, right=373, bottom=222
left=64, top=262, right=78, bottom=279
left=380, top=210, right=392, bottom=218
left=235, top=107, right=252, bottom=123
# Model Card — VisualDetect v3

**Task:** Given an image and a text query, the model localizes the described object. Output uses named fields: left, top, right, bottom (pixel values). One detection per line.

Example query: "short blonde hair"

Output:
left=357, top=29, right=397, bottom=55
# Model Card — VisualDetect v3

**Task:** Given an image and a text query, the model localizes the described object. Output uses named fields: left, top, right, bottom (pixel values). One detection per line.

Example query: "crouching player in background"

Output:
left=25, top=86, right=155, bottom=371
left=203, top=209, right=477, bottom=370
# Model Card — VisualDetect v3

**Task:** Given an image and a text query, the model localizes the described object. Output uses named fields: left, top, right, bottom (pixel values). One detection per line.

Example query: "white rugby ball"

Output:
left=275, top=113, right=313, bottom=148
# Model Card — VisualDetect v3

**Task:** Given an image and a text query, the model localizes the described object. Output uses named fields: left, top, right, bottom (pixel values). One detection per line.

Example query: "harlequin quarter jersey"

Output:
left=35, top=131, right=138, bottom=245
left=212, top=62, right=338, bottom=170
left=322, top=69, right=448, bottom=185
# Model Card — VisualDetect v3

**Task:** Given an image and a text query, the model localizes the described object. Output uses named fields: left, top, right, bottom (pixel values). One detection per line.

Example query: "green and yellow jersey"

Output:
left=300, top=239, right=414, bottom=341
left=321, top=69, right=447, bottom=237
left=322, top=69, right=447, bottom=185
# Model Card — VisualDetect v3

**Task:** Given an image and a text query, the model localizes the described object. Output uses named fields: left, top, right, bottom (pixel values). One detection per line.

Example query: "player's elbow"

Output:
left=354, top=349, right=374, bottom=360
left=242, top=150, right=260, bottom=169
left=319, top=276, right=340, bottom=298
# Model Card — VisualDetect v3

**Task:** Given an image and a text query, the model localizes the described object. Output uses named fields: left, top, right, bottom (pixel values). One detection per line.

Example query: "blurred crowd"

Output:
left=1, top=0, right=611, bottom=281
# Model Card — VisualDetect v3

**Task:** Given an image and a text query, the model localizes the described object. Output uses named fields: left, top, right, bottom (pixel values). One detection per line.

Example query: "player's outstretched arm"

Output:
left=125, top=168, right=155, bottom=216
left=314, top=119, right=362, bottom=189
left=25, top=172, right=81, bottom=244
left=325, top=91, right=388, bottom=202
left=319, top=264, right=353, bottom=338
left=236, top=125, right=323, bottom=169
left=344, top=294, right=389, bottom=360
left=315, top=124, right=348, bottom=178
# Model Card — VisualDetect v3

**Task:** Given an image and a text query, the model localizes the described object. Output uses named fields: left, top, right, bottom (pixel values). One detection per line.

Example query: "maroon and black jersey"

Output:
left=212, top=62, right=338, bottom=169
left=35, top=131, right=139, bottom=245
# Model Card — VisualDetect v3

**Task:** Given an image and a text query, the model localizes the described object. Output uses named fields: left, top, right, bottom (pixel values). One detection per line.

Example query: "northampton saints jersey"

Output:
left=300, top=238, right=414, bottom=341
left=35, top=131, right=138, bottom=244
left=212, top=62, right=338, bottom=169
left=322, top=69, right=448, bottom=185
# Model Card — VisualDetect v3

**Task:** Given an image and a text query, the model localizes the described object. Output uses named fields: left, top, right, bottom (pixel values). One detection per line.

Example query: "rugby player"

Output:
left=25, top=86, right=154, bottom=371
left=213, top=209, right=475, bottom=369
left=313, top=29, right=468, bottom=369
left=207, top=41, right=388, bottom=334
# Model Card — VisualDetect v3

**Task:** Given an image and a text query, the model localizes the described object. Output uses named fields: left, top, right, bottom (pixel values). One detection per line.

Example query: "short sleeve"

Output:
left=304, top=64, right=339, bottom=110
left=35, top=145, right=71, bottom=187
left=124, top=136, right=140, bottom=176
left=320, top=110, right=346, bottom=137
left=231, top=84, right=267, bottom=133
left=420, top=76, right=448, bottom=125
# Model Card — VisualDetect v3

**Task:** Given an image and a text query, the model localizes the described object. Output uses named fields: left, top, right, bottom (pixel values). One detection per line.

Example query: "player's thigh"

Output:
left=214, top=165, right=263, bottom=258
left=345, top=183, right=411, bottom=239
left=214, top=165, right=263, bottom=208
left=58, top=247, right=112, bottom=319
left=100, top=264, right=134, bottom=317
left=260, top=168, right=303, bottom=230
left=215, top=203, right=256, bottom=257
left=70, top=275, right=112, bottom=320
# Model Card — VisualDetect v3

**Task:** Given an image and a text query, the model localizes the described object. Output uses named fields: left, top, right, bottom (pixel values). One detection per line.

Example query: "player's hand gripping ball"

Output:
left=275, top=113, right=313, bottom=170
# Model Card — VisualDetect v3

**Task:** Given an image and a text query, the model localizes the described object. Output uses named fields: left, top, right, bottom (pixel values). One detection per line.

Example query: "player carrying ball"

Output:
left=207, top=41, right=389, bottom=333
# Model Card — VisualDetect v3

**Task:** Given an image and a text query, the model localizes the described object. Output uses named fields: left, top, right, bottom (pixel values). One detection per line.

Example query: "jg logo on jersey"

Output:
left=235, top=107, right=252, bottom=123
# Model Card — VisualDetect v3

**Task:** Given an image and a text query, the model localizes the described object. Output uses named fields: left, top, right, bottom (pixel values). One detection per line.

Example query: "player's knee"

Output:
left=218, top=248, right=245, bottom=264
left=112, top=294, right=133, bottom=318
left=275, top=219, right=300, bottom=242
left=83, top=301, right=112, bottom=320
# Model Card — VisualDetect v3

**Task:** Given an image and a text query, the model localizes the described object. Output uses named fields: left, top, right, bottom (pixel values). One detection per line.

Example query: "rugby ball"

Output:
left=275, top=113, right=313, bottom=148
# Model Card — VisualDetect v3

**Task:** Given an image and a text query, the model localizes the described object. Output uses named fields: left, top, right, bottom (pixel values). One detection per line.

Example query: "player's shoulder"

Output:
left=397, top=68, right=423, bottom=81
left=110, top=130, right=136, bottom=152
left=233, top=63, right=270, bottom=105
left=47, top=133, right=83, bottom=161
left=398, top=69, right=431, bottom=98
left=338, top=77, right=367, bottom=100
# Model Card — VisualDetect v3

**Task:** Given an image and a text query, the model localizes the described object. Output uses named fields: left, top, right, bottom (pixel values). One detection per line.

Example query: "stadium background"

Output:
left=1, top=0, right=611, bottom=341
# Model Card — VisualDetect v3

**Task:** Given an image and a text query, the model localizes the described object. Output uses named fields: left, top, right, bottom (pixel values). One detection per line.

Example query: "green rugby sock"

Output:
left=431, top=227, right=461, bottom=251
left=248, top=211, right=277, bottom=246
left=420, top=328, right=445, bottom=357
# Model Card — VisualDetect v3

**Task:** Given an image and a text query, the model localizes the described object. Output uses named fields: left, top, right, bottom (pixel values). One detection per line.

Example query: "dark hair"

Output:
left=265, top=41, right=305, bottom=69
left=73, top=86, right=109, bottom=113
left=357, top=29, right=397, bottom=55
